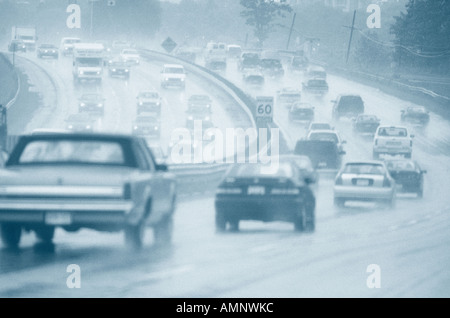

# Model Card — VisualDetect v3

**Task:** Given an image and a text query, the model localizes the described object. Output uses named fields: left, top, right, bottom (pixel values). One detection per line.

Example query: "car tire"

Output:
left=405, top=153, right=412, bottom=159
left=229, top=219, right=239, bottom=232
left=124, top=221, right=145, bottom=250
left=215, top=211, right=226, bottom=233
left=334, top=198, right=346, bottom=208
left=1, top=223, right=21, bottom=249
left=154, top=214, right=173, bottom=246
left=417, top=187, right=423, bottom=198
left=35, top=226, right=55, bottom=244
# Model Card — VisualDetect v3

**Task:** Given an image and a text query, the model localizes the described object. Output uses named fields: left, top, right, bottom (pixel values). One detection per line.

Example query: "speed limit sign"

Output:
left=255, top=96, right=274, bottom=122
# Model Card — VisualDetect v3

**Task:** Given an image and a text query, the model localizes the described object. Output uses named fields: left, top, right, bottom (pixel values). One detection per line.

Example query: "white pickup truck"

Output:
left=372, top=125, right=414, bottom=159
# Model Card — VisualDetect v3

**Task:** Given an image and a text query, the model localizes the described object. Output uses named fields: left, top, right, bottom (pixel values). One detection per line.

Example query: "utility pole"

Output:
left=286, top=13, right=297, bottom=51
left=345, top=10, right=357, bottom=64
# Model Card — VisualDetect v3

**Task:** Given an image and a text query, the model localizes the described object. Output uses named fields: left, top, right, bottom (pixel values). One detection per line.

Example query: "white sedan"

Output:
left=333, top=161, right=396, bottom=208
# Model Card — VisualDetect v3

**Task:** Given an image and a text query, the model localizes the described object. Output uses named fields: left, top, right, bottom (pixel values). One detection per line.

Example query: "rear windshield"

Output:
left=164, top=67, right=184, bottom=74
left=16, top=140, right=127, bottom=166
left=229, top=163, right=294, bottom=178
left=377, top=127, right=407, bottom=137
left=308, top=132, right=338, bottom=144
left=295, top=141, right=337, bottom=154
left=343, top=163, right=385, bottom=175
left=310, top=123, right=331, bottom=130
left=386, top=160, right=416, bottom=171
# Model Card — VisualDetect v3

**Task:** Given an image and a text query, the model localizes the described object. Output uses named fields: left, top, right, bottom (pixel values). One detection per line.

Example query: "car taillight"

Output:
left=123, top=183, right=131, bottom=200
left=216, top=187, right=242, bottom=195
left=374, top=139, right=378, bottom=146
left=410, top=140, right=413, bottom=147
left=383, top=177, right=391, bottom=188
left=335, top=175, right=343, bottom=185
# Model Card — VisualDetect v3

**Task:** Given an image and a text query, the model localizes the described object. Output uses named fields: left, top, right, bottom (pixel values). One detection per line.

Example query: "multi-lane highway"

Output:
left=0, top=49, right=449, bottom=298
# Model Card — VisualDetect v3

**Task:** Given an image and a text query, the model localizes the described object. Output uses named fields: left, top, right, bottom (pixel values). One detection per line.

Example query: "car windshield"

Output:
left=293, top=103, right=312, bottom=110
left=386, top=160, right=417, bottom=171
left=40, top=45, right=56, bottom=48
left=358, top=115, right=377, bottom=121
left=77, top=57, right=103, bottom=67
left=123, top=49, right=138, bottom=55
left=64, top=39, right=80, bottom=44
left=408, top=107, right=426, bottom=113
left=17, top=140, right=126, bottom=166
left=378, top=127, right=407, bottom=137
left=81, top=94, right=103, bottom=102
left=295, top=140, right=337, bottom=155
left=308, top=80, right=327, bottom=87
left=190, top=95, right=211, bottom=102
left=343, top=163, right=385, bottom=175
left=260, top=59, right=282, bottom=68
left=308, top=132, right=339, bottom=143
left=136, top=116, right=158, bottom=124
left=140, top=92, right=159, bottom=99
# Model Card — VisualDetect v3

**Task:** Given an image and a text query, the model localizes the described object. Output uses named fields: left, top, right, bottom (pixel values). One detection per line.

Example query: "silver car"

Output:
left=333, top=161, right=396, bottom=208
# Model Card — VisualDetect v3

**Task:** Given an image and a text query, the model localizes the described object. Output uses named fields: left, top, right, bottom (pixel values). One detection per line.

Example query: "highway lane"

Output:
left=1, top=52, right=450, bottom=297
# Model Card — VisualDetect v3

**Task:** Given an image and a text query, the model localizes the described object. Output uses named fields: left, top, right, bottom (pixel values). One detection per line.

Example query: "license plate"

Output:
left=356, top=179, right=370, bottom=186
left=317, top=162, right=327, bottom=168
left=247, top=186, right=265, bottom=195
left=45, top=212, right=72, bottom=225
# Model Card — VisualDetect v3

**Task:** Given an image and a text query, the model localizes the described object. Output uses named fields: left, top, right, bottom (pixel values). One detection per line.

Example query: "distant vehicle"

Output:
left=160, top=64, right=186, bottom=89
left=188, top=95, right=212, bottom=112
left=120, top=48, right=140, bottom=65
left=65, top=113, right=95, bottom=132
left=307, top=129, right=346, bottom=152
left=0, top=133, right=176, bottom=249
left=8, top=39, right=27, bottom=53
left=302, top=79, right=329, bottom=96
left=307, top=122, right=333, bottom=134
left=132, top=112, right=160, bottom=138
left=72, top=43, right=105, bottom=84
left=11, top=26, right=37, bottom=51
left=276, top=88, right=302, bottom=107
left=186, top=97, right=212, bottom=129
left=136, top=91, right=162, bottom=115
left=242, top=69, right=265, bottom=88
left=259, top=58, right=284, bottom=78
left=305, top=65, right=327, bottom=80
left=108, top=58, right=130, bottom=79
left=280, top=154, right=319, bottom=187
left=78, top=93, right=105, bottom=116
left=294, top=139, right=345, bottom=171
left=333, top=161, right=396, bottom=208
left=215, top=159, right=316, bottom=232
left=204, top=41, right=227, bottom=71
left=226, top=44, right=242, bottom=59
left=332, top=95, right=365, bottom=120
left=385, top=159, right=426, bottom=197
left=289, top=102, right=315, bottom=124
left=289, top=55, right=309, bottom=73
left=372, top=126, right=414, bottom=159
left=352, top=114, right=380, bottom=135
left=37, top=44, right=59, bottom=59
left=401, top=106, right=430, bottom=126
left=238, top=52, right=260, bottom=71
left=59, top=37, right=81, bottom=56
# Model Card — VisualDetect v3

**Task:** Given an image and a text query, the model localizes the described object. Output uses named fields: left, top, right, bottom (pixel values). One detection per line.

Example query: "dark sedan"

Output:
left=259, top=58, right=284, bottom=78
left=294, top=139, right=345, bottom=171
left=215, top=160, right=316, bottom=232
left=401, top=106, right=430, bottom=126
left=289, top=103, right=315, bottom=124
left=385, top=159, right=426, bottom=197
left=108, top=59, right=130, bottom=79
left=37, top=44, right=59, bottom=59
left=78, top=93, right=105, bottom=116
left=352, top=114, right=380, bottom=135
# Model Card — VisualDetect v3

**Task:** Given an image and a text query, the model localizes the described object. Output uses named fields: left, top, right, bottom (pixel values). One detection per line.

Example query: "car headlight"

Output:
left=156, top=102, right=161, bottom=106
left=96, top=71, right=100, bottom=75
left=154, top=126, right=159, bottom=131
left=80, top=103, right=86, bottom=107
left=86, top=125, right=91, bottom=129
left=79, top=71, right=84, bottom=75
left=181, top=78, right=185, bottom=81
left=97, top=103, right=103, bottom=107
left=125, top=69, right=129, bottom=72
left=133, top=126, right=138, bottom=130
left=165, top=78, right=170, bottom=81
left=112, top=68, right=116, bottom=72
left=188, top=116, right=194, bottom=120
left=68, top=125, right=73, bottom=129
left=205, top=116, right=211, bottom=121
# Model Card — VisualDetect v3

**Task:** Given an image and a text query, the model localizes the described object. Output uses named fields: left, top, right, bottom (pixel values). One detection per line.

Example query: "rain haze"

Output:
left=0, top=0, right=449, bottom=300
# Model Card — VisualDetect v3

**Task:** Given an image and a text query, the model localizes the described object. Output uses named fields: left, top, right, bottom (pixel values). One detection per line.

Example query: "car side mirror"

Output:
left=421, top=170, right=427, bottom=174
left=156, top=163, right=168, bottom=172
left=339, top=150, right=346, bottom=155
left=410, top=134, right=415, bottom=138
left=304, top=176, right=315, bottom=185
